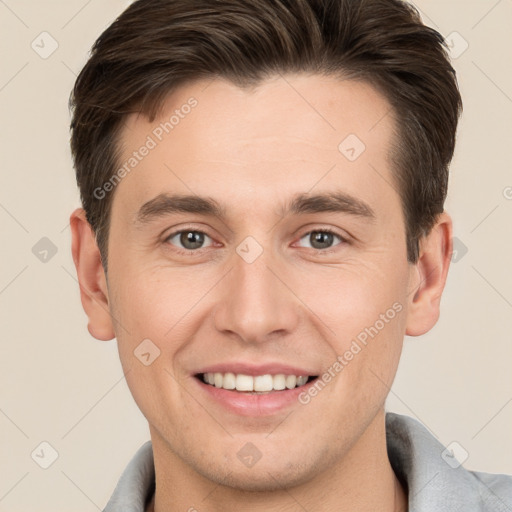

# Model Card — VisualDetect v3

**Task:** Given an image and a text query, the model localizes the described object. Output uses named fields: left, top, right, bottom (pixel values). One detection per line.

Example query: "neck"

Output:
left=147, top=409, right=408, bottom=512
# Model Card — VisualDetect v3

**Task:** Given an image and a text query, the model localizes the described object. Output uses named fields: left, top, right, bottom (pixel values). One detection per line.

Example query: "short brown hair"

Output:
left=70, top=0, right=462, bottom=269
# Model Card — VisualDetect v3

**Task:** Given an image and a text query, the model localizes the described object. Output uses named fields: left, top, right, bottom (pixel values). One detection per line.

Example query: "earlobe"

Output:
left=70, top=208, right=115, bottom=341
left=405, top=212, right=453, bottom=337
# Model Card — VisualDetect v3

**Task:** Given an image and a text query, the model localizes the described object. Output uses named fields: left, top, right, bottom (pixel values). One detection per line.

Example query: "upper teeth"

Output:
left=202, top=372, right=309, bottom=392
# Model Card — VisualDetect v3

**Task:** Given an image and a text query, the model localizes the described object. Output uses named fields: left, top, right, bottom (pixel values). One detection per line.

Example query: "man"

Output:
left=68, top=0, right=512, bottom=510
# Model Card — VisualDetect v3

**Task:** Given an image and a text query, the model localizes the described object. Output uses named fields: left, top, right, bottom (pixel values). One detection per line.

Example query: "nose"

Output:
left=213, top=244, right=300, bottom=345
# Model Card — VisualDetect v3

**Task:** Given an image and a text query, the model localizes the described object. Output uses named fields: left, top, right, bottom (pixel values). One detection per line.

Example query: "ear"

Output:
left=405, top=212, right=453, bottom=336
left=70, top=208, right=115, bottom=341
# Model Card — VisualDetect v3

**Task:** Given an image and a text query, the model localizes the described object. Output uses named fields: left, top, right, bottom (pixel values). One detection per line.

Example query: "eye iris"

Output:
left=180, top=231, right=204, bottom=250
left=310, top=231, right=334, bottom=249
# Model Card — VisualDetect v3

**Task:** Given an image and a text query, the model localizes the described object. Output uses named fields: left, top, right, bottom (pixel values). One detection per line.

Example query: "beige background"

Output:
left=1, top=1, right=511, bottom=510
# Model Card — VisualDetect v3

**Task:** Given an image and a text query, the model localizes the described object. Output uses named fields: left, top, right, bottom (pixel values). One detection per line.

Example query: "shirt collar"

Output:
left=386, top=412, right=507, bottom=511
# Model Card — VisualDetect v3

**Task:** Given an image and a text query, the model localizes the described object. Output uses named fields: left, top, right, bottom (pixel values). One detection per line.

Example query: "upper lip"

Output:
left=194, top=362, right=318, bottom=377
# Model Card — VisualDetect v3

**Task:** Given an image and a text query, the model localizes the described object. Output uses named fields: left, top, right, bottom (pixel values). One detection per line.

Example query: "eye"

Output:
left=165, top=230, right=214, bottom=251
left=296, top=229, right=345, bottom=250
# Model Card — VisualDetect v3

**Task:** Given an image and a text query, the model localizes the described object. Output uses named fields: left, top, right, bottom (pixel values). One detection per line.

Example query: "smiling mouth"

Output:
left=195, top=372, right=318, bottom=394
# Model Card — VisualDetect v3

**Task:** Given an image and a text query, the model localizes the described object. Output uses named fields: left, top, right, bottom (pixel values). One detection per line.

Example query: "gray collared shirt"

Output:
left=103, top=413, right=512, bottom=511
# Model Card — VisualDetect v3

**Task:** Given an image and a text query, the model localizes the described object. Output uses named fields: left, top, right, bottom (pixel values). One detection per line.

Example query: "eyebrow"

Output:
left=284, top=192, right=375, bottom=220
left=135, top=191, right=375, bottom=225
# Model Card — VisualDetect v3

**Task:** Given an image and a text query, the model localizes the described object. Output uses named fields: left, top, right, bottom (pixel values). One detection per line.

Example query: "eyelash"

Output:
left=164, top=226, right=348, bottom=256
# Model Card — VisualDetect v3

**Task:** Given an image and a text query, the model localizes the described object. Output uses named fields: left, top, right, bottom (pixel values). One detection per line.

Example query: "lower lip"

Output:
left=193, top=376, right=317, bottom=416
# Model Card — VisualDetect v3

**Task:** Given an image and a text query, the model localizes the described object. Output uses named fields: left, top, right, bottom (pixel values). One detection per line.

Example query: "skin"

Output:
left=70, top=74, right=452, bottom=512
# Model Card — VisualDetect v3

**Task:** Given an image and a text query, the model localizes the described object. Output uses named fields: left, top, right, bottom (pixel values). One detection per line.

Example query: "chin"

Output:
left=195, top=455, right=322, bottom=493
left=212, top=469, right=309, bottom=493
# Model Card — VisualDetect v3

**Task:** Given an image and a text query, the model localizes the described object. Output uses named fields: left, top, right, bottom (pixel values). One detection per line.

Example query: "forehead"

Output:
left=113, top=74, right=398, bottom=219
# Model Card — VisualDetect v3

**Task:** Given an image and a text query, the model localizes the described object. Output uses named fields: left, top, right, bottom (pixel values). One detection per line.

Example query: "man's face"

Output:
left=106, top=74, right=415, bottom=489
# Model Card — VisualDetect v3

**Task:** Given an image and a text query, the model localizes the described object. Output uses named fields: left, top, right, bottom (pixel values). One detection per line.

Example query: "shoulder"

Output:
left=470, top=469, right=512, bottom=511
left=385, top=412, right=512, bottom=511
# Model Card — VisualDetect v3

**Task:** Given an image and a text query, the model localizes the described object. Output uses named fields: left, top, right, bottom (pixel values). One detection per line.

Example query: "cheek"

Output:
left=108, top=268, right=196, bottom=426
left=296, top=261, right=407, bottom=396
left=296, top=259, right=406, bottom=337
left=110, top=262, right=212, bottom=340
left=108, top=263, right=224, bottom=417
